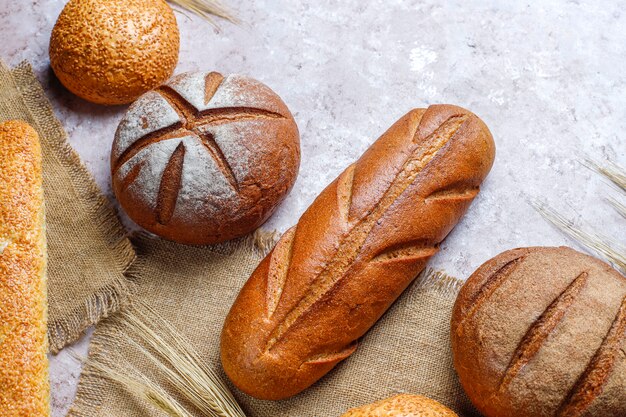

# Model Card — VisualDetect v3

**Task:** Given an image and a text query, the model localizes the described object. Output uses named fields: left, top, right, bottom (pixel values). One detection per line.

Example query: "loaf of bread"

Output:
left=451, top=247, right=626, bottom=417
left=341, top=394, right=458, bottom=417
left=221, top=104, right=496, bottom=399
left=0, top=121, right=49, bottom=415
left=111, top=71, right=300, bottom=245
left=50, top=0, right=179, bottom=105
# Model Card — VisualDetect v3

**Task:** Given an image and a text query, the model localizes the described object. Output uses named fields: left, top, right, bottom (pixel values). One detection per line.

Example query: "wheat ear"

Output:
left=581, top=157, right=626, bottom=192
left=169, top=0, right=239, bottom=25
left=77, top=352, right=192, bottom=417
left=530, top=200, right=626, bottom=274
left=119, top=303, right=247, bottom=417
left=606, top=196, right=626, bottom=219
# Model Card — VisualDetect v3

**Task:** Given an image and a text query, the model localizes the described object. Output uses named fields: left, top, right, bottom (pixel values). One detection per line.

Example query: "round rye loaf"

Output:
left=111, top=71, right=300, bottom=245
left=451, top=247, right=626, bottom=417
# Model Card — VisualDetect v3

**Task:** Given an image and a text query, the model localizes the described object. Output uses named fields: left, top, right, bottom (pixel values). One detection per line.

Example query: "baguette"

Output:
left=0, top=121, right=49, bottom=415
left=221, top=104, right=496, bottom=399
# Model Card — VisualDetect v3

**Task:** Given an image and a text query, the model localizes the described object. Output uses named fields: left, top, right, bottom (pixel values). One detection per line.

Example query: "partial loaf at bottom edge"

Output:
left=340, top=394, right=459, bottom=417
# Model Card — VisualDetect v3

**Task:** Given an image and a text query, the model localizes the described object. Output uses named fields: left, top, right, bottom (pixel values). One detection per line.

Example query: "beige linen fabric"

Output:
left=0, top=61, right=135, bottom=352
left=70, top=234, right=479, bottom=417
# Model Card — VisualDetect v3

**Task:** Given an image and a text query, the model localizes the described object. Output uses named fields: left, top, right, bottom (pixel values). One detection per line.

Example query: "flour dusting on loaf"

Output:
left=197, top=119, right=279, bottom=184
left=176, top=138, right=237, bottom=216
left=112, top=91, right=181, bottom=162
left=111, top=70, right=300, bottom=245
left=117, top=135, right=192, bottom=211
left=206, top=75, right=289, bottom=115
left=166, top=71, right=210, bottom=110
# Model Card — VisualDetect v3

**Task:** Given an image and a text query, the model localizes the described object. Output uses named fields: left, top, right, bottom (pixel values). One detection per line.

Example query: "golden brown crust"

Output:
left=0, top=121, right=49, bottom=416
left=49, top=0, right=179, bottom=105
left=451, top=247, right=626, bottom=417
left=221, top=104, right=496, bottom=399
left=340, top=394, right=459, bottom=417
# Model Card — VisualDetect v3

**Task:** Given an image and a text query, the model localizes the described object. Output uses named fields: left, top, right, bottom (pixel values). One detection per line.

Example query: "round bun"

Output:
left=111, top=71, right=300, bottom=245
left=50, top=0, right=179, bottom=105
left=341, top=394, right=458, bottom=417
left=451, top=247, right=626, bottom=417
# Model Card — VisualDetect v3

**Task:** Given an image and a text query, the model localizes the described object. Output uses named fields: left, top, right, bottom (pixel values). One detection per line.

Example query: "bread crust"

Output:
left=111, top=71, right=300, bottom=245
left=451, top=247, right=626, bottom=417
left=221, top=104, right=495, bottom=399
left=0, top=121, right=49, bottom=415
left=340, top=394, right=458, bottom=417
left=50, top=0, right=179, bottom=105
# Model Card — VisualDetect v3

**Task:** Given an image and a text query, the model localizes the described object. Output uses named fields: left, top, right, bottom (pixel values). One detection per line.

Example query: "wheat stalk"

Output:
left=169, top=0, right=239, bottom=25
left=606, top=196, right=626, bottom=219
left=581, top=157, right=626, bottom=192
left=82, top=354, right=192, bottom=417
left=81, top=301, right=246, bottom=417
left=119, top=304, right=247, bottom=417
left=530, top=200, right=626, bottom=275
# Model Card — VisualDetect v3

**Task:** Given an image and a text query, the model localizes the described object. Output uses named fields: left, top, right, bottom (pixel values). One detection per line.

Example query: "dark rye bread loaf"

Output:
left=111, top=71, right=300, bottom=245
left=451, top=247, right=626, bottom=417
left=221, top=104, right=496, bottom=399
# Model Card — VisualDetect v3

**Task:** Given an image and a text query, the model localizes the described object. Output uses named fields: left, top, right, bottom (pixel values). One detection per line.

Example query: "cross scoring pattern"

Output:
left=113, top=75, right=286, bottom=225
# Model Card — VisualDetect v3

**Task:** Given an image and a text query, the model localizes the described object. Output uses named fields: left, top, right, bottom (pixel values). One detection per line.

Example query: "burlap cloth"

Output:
left=69, top=234, right=479, bottom=417
left=0, top=61, right=135, bottom=353
left=0, top=60, right=478, bottom=416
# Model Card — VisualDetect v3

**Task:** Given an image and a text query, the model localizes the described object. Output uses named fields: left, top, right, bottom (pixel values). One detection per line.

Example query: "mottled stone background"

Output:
left=0, top=0, right=624, bottom=415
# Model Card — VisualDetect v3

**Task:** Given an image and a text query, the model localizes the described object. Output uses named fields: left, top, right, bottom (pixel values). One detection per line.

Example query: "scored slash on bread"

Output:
left=451, top=247, right=626, bottom=417
left=499, top=270, right=590, bottom=392
left=264, top=114, right=474, bottom=352
left=558, top=296, right=626, bottom=417
left=111, top=71, right=300, bottom=245
left=112, top=72, right=286, bottom=192
left=453, top=251, right=526, bottom=335
left=221, top=104, right=496, bottom=400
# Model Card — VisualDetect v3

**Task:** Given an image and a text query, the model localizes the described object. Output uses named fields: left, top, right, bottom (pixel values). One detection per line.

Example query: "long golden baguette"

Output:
left=221, top=104, right=496, bottom=400
left=0, top=121, right=49, bottom=415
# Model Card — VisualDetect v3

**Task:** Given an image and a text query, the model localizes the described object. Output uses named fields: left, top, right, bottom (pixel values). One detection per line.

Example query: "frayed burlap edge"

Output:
left=413, top=268, right=465, bottom=298
left=67, top=229, right=278, bottom=417
left=1, top=61, right=137, bottom=353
